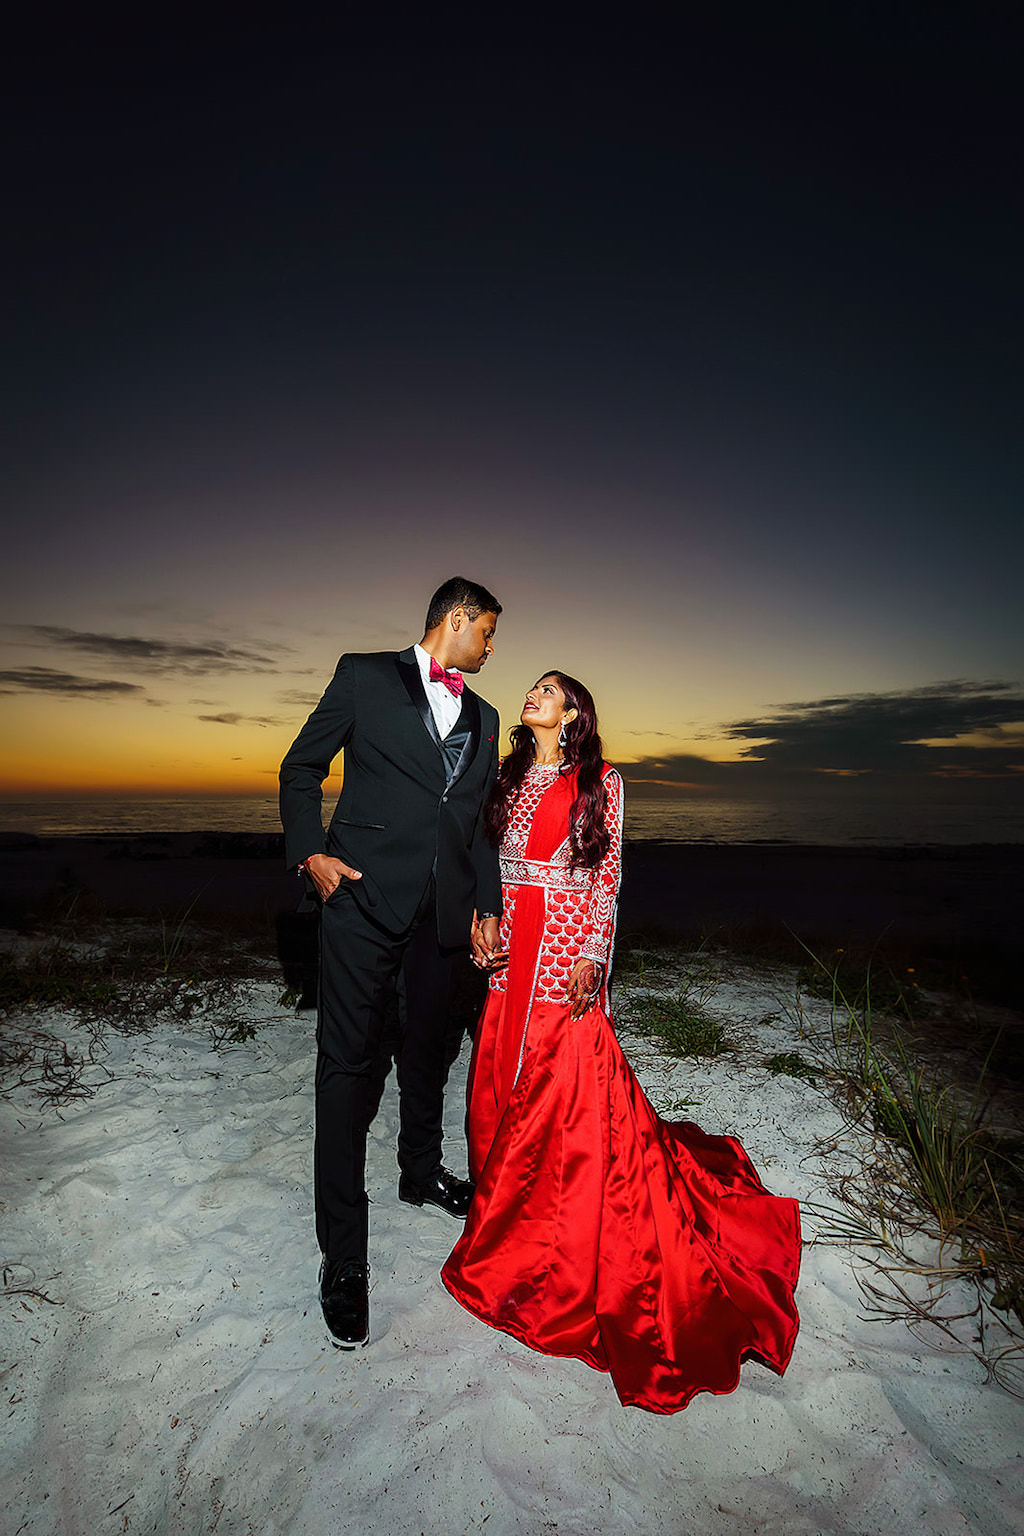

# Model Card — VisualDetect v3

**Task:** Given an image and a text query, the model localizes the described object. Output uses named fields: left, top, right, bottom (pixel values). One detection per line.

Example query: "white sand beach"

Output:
left=2, top=948, right=1021, bottom=1536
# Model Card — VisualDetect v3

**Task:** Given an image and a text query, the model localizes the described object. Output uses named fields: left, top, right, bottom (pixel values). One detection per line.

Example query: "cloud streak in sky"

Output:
left=724, top=682, right=1024, bottom=775
left=197, top=712, right=286, bottom=728
left=0, top=667, right=145, bottom=697
left=276, top=688, right=322, bottom=711
left=617, top=753, right=729, bottom=790
left=9, top=625, right=288, bottom=676
left=622, top=682, right=1024, bottom=789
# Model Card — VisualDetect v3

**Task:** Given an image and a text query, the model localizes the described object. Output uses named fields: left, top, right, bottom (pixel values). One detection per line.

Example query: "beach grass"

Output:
left=0, top=950, right=123, bottom=1014
left=612, top=931, right=1024, bottom=1385
left=796, top=940, right=1024, bottom=1355
left=765, top=1050, right=818, bottom=1082
left=797, top=944, right=921, bottom=1022
left=0, top=899, right=281, bottom=1097
left=617, top=936, right=732, bottom=1058
left=629, top=997, right=732, bottom=1059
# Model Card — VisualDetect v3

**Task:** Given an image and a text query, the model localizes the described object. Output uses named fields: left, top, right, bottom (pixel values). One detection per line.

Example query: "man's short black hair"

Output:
left=425, top=576, right=502, bottom=631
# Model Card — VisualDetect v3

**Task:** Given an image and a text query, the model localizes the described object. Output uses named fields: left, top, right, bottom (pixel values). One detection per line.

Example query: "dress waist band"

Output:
left=499, top=853, right=594, bottom=894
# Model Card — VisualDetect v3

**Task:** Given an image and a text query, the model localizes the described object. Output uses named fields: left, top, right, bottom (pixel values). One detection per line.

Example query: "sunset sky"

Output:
left=3, top=15, right=1022, bottom=813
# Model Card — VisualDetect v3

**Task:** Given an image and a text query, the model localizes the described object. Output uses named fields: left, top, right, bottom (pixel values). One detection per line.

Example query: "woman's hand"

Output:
left=562, top=958, right=602, bottom=1019
left=471, top=915, right=508, bottom=971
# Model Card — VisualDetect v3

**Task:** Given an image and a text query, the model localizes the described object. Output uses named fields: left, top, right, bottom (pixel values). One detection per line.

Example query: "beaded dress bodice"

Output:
left=490, top=762, right=623, bottom=1005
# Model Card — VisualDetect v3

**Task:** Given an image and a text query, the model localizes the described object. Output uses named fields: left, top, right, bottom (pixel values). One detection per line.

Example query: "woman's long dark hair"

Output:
left=485, top=671, right=610, bottom=870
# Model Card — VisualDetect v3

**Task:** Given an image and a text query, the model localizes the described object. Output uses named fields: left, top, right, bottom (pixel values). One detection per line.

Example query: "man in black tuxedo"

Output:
left=279, top=577, right=503, bottom=1348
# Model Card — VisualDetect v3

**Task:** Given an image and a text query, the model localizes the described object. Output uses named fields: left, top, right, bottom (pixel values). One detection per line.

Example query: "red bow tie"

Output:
left=429, top=657, right=464, bottom=697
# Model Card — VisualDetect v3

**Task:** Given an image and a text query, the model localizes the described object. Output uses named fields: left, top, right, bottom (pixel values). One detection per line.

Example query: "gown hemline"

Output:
left=440, top=1260, right=801, bottom=1415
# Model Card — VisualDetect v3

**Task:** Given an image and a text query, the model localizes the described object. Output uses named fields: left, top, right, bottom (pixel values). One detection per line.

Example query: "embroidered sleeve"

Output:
left=579, top=768, right=623, bottom=966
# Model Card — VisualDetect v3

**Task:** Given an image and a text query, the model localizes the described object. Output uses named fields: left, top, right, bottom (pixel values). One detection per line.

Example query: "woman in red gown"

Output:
left=442, top=672, right=801, bottom=1414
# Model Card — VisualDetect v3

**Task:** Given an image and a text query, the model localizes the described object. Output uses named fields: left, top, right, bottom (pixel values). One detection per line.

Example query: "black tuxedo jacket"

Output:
left=279, top=647, right=502, bottom=946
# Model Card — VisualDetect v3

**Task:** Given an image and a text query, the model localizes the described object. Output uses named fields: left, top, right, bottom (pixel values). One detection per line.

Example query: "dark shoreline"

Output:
left=2, top=832, right=1021, bottom=1005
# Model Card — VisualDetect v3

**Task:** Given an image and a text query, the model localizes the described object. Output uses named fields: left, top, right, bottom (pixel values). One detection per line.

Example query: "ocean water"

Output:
left=1, top=795, right=1020, bottom=846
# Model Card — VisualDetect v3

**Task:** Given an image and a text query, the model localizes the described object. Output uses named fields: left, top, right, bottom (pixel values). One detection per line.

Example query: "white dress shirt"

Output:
left=413, top=642, right=463, bottom=739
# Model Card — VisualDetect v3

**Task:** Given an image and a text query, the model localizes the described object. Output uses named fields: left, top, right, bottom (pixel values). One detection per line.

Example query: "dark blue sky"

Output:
left=2, top=12, right=1022, bottom=801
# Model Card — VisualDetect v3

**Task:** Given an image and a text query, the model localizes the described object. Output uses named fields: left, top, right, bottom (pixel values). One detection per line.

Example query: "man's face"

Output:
left=451, top=609, right=498, bottom=674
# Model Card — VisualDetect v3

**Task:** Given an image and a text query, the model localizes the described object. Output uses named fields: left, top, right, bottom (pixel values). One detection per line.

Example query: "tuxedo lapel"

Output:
left=396, top=649, right=444, bottom=758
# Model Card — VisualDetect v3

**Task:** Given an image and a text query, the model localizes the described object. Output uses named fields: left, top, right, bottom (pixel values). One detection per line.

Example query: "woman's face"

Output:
left=521, top=675, right=575, bottom=732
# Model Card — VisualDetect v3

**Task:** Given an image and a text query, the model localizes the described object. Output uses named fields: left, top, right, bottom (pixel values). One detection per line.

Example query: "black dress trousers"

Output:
left=314, top=875, right=460, bottom=1262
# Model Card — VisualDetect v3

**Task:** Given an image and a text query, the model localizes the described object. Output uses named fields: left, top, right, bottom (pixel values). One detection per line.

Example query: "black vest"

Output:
left=440, top=703, right=472, bottom=785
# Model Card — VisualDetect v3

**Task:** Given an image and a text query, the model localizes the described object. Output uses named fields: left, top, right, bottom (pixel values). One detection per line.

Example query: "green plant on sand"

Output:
left=629, top=993, right=731, bottom=1059
left=766, top=1051, right=818, bottom=1083
left=1, top=899, right=275, bottom=1101
left=797, top=939, right=1023, bottom=1394
left=798, top=944, right=921, bottom=1022
left=616, top=939, right=730, bottom=1058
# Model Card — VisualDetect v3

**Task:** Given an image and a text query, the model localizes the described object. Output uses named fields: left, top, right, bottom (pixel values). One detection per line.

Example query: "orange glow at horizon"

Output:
left=4, top=602, right=1018, bottom=803
left=0, top=696, right=297, bottom=798
left=0, top=672, right=749, bottom=798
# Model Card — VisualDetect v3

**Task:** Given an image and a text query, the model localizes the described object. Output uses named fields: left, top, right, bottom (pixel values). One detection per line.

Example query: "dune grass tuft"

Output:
left=766, top=1050, right=817, bottom=1082
left=630, top=996, right=732, bottom=1059
left=617, top=939, right=731, bottom=1059
left=797, top=938, right=1024, bottom=1384
left=0, top=899, right=281, bottom=1099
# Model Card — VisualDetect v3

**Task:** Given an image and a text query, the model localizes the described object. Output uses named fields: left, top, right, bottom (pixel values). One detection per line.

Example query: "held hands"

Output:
left=471, top=915, right=507, bottom=972
left=468, top=919, right=601, bottom=1014
left=562, top=958, right=602, bottom=1019
left=304, top=852, right=362, bottom=902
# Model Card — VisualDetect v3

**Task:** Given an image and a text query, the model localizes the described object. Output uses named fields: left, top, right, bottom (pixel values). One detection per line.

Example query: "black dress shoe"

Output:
left=398, top=1165, right=475, bottom=1218
left=320, top=1257, right=370, bottom=1349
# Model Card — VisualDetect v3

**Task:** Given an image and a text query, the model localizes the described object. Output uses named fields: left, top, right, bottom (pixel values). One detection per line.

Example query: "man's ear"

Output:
left=448, top=605, right=465, bottom=632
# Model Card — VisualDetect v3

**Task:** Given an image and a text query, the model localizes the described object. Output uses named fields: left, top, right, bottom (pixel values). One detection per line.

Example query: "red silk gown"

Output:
left=441, top=762, right=801, bottom=1414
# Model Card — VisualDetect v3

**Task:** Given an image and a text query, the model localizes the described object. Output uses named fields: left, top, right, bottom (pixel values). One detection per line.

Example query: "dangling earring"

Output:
left=558, top=723, right=568, bottom=748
